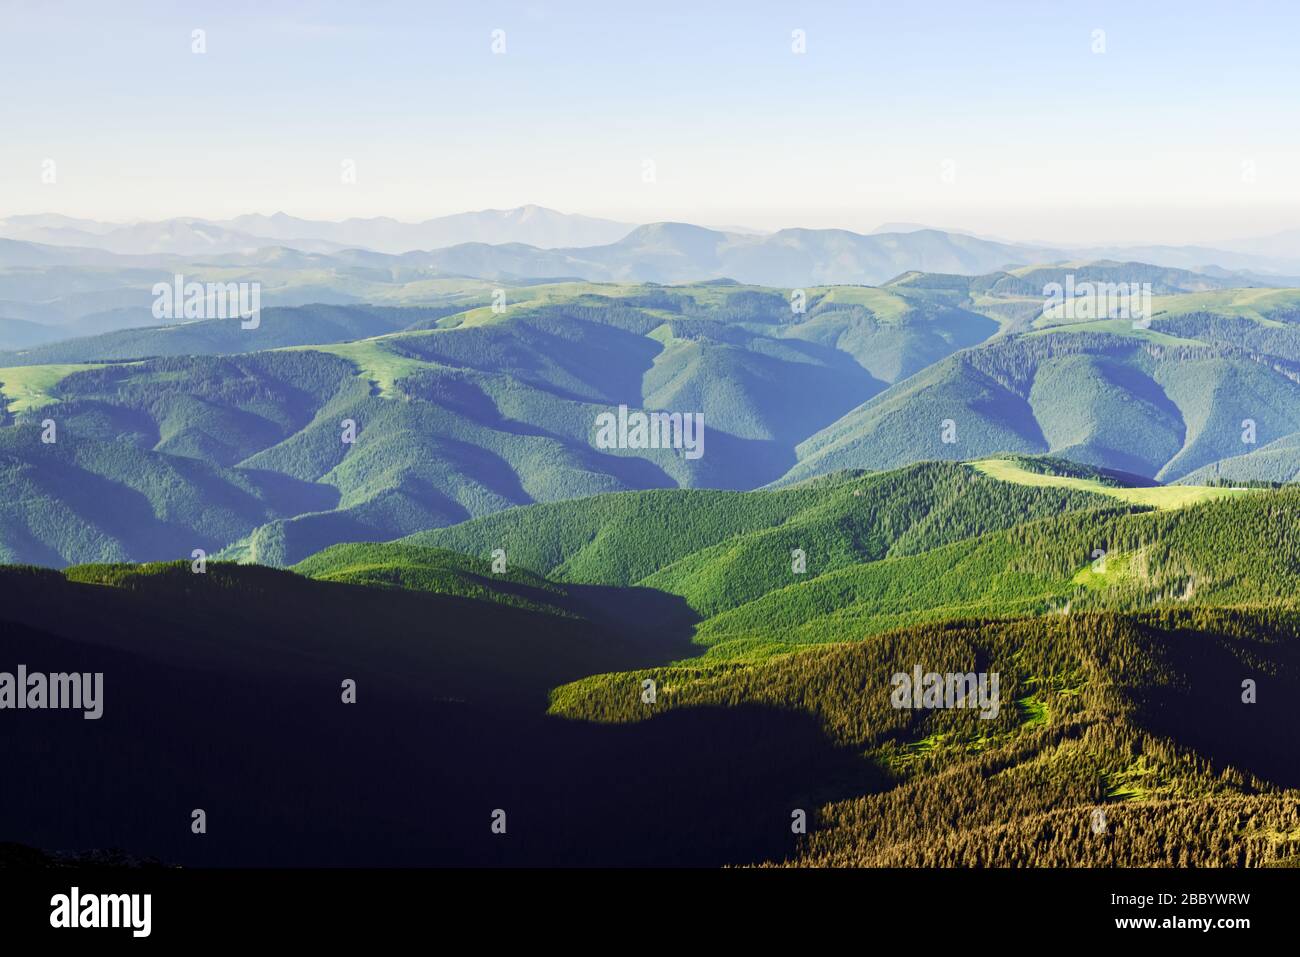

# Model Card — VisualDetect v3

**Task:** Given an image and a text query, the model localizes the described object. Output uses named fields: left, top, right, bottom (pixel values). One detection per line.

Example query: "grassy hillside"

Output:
left=0, top=362, right=104, bottom=413
left=1152, top=287, right=1300, bottom=322
left=970, top=456, right=1248, bottom=508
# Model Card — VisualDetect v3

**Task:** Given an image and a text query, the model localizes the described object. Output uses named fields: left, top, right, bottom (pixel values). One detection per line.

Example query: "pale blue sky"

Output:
left=2, top=0, right=1298, bottom=243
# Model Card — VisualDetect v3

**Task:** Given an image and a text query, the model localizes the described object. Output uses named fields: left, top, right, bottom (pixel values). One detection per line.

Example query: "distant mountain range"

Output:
left=7, top=207, right=1300, bottom=283
left=4, top=218, right=1300, bottom=355
left=397, top=222, right=1067, bottom=286
left=0, top=206, right=636, bottom=256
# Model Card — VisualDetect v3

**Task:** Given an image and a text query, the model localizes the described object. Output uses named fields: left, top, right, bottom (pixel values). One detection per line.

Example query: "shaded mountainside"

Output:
left=0, top=560, right=848, bottom=867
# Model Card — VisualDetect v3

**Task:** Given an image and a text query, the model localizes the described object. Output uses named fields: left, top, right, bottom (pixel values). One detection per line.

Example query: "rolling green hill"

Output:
left=673, top=480, right=1288, bottom=658
left=0, top=282, right=1003, bottom=566
left=376, top=452, right=1279, bottom=672
left=407, top=460, right=1129, bottom=617
left=784, top=325, right=1300, bottom=484
left=292, top=541, right=580, bottom=617
left=6, top=273, right=1300, bottom=568
left=1182, top=432, right=1300, bottom=484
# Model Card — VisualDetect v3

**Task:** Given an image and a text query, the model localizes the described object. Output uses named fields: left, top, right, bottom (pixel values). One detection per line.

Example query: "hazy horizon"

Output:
left=4, top=0, right=1299, bottom=246
left=9, top=203, right=1300, bottom=252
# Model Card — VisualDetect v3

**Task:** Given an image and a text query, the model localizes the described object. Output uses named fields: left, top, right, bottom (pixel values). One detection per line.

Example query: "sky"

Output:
left=2, top=0, right=1299, bottom=244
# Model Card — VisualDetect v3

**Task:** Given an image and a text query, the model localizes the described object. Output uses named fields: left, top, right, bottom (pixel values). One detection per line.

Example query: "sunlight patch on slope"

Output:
left=807, top=285, right=911, bottom=322
left=1154, top=287, right=1300, bottom=324
left=968, top=458, right=1253, bottom=510
left=0, top=363, right=103, bottom=414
